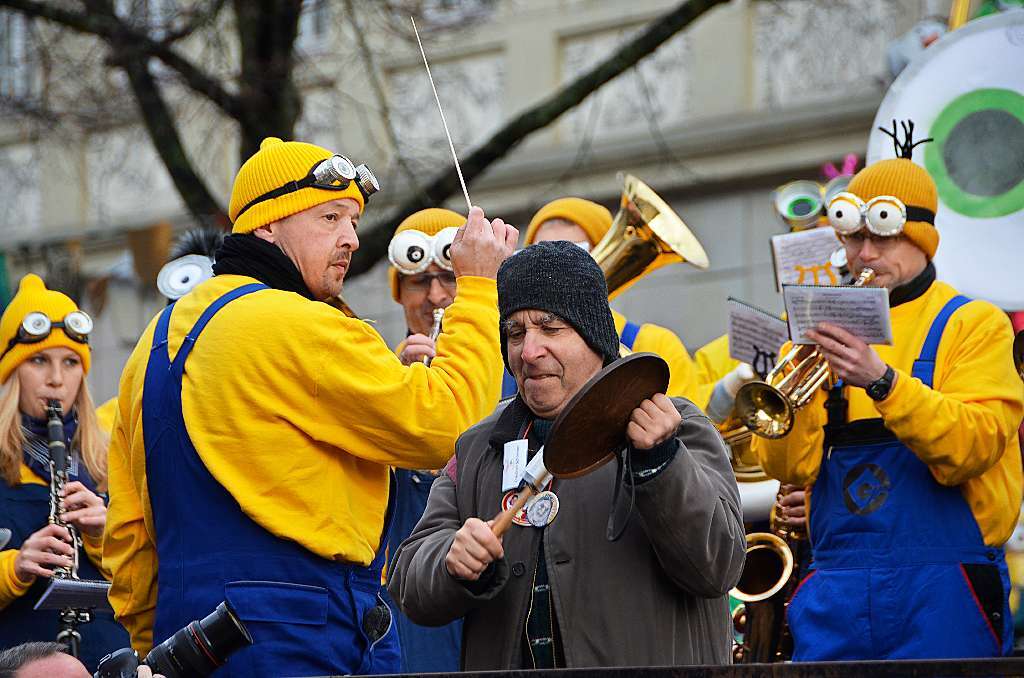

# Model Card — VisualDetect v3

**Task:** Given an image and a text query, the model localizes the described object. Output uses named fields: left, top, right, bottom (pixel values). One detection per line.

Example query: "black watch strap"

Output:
left=867, top=365, right=896, bottom=401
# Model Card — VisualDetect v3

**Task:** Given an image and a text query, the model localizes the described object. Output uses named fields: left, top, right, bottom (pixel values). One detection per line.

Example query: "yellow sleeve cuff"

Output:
left=873, top=367, right=914, bottom=419
left=454, top=275, right=498, bottom=305
left=0, top=549, right=34, bottom=607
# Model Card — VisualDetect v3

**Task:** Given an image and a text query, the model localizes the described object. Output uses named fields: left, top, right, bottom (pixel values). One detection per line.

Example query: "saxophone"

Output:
left=46, top=399, right=81, bottom=580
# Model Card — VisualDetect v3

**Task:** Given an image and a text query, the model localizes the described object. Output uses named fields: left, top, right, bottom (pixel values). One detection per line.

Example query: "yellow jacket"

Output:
left=104, top=274, right=502, bottom=653
left=95, top=398, right=118, bottom=436
left=611, top=309, right=699, bottom=401
left=692, top=334, right=740, bottom=411
left=752, top=280, right=1024, bottom=546
left=0, top=464, right=106, bottom=610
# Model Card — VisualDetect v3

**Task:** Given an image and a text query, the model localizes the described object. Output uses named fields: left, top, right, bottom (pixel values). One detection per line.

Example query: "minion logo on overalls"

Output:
left=842, top=463, right=891, bottom=516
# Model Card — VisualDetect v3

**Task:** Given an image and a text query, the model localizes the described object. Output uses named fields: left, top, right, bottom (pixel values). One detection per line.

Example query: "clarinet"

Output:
left=46, top=399, right=88, bottom=656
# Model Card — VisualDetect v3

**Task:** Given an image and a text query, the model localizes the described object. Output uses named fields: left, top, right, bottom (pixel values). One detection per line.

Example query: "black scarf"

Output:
left=20, top=411, right=98, bottom=493
left=212, top=234, right=315, bottom=300
left=889, top=260, right=936, bottom=307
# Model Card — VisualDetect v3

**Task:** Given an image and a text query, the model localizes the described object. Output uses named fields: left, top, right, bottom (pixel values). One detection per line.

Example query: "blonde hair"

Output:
left=0, top=377, right=109, bottom=490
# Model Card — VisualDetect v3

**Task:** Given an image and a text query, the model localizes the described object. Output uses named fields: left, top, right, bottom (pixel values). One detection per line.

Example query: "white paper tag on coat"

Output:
left=502, top=439, right=528, bottom=492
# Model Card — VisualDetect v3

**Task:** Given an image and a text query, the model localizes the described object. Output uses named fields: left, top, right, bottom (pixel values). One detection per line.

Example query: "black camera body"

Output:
left=94, top=602, right=251, bottom=678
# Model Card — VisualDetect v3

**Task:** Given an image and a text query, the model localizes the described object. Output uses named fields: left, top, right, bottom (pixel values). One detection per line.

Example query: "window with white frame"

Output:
left=0, top=10, right=36, bottom=99
left=298, top=0, right=330, bottom=51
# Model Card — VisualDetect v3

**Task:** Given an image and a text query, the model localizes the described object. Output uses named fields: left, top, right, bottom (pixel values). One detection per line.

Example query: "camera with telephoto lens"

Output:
left=94, top=602, right=252, bottom=678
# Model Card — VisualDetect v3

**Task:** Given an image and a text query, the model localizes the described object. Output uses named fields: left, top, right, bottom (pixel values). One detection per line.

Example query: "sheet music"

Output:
left=783, top=284, right=893, bottom=345
left=727, top=298, right=789, bottom=378
left=771, top=227, right=843, bottom=290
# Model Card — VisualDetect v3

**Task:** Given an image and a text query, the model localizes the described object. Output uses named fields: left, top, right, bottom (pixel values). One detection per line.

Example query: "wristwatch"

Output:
left=866, top=365, right=896, bottom=401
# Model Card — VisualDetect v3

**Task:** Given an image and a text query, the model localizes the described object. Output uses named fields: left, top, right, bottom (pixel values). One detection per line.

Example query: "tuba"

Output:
left=734, top=268, right=875, bottom=439
left=591, top=174, right=709, bottom=299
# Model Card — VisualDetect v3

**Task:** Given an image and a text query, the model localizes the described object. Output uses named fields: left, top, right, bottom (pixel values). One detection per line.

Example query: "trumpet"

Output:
left=734, top=268, right=876, bottom=439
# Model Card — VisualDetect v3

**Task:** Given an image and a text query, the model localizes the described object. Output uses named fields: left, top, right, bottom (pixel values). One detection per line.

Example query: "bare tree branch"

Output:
left=347, top=0, right=729, bottom=278
left=87, top=0, right=227, bottom=225
left=232, top=0, right=303, bottom=160
left=343, top=0, right=424, bottom=196
left=0, top=0, right=251, bottom=128
left=161, top=0, right=229, bottom=44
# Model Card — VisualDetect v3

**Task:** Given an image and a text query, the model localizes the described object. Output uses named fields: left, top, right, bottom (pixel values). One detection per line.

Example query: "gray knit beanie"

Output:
left=497, top=241, right=619, bottom=371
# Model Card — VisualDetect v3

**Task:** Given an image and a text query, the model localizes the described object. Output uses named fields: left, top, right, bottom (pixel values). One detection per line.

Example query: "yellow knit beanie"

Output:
left=846, top=158, right=939, bottom=259
left=389, top=208, right=466, bottom=301
left=228, top=137, right=366, bottom=234
left=525, top=197, right=613, bottom=246
left=0, top=274, right=91, bottom=384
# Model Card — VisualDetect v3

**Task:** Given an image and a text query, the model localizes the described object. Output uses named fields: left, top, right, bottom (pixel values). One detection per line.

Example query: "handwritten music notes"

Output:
left=727, top=298, right=789, bottom=378
left=771, top=227, right=843, bottom=291
left=783, top=285, right=893, bottom=345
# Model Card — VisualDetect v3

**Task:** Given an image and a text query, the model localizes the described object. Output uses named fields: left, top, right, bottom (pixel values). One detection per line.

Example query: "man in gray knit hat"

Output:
left=388, top=241, right=744, bottom=669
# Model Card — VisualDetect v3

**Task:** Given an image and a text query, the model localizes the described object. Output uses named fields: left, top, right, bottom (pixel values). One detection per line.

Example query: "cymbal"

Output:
left=545, top=353, right=670, bottom=479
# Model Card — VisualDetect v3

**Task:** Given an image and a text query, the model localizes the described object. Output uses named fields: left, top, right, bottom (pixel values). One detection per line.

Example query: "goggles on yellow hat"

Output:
left=827, top=191, right=935, bottom=238
left=773, top=176, right=852, bottom=231
left=388, top=227, right=459, bottom=275
left=1, top=310, right=93, bottom=361
left=235, top=155, right=380, bottom=220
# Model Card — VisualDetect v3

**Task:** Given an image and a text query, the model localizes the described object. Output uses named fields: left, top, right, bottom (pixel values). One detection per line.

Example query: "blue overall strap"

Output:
left=911, top=295, right=971, bottom=389
left=620, top=320, right=641, bottom=351
left=169, top=283, right=267, bottom=376
left=501, top=368, right=518, bottom=399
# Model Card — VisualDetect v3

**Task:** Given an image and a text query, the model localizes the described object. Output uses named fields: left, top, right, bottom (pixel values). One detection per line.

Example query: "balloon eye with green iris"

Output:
left=786, top=196, right=820, bottom=218
left=924, top=88, right=1024, bottom=218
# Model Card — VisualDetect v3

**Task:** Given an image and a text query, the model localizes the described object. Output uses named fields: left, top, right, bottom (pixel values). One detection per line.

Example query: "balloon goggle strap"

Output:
left=827, top=192, right=934, bottom=237
left=234, top=155, right=379, bottom=220
left=1, top=311, right=92, bottom=361
left=388, top=227, right=460, bottom=275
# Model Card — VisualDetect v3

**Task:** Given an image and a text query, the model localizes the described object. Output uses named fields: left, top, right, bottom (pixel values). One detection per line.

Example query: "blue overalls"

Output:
left=501, top=320, right=641, bottom=398
left=0, top=471, right=128, bottom=671
left=143, top=284, right=399, bottom=676
left=383, top=469, right=462, bottom=672
left=789, top=296, right=1012, bottom=660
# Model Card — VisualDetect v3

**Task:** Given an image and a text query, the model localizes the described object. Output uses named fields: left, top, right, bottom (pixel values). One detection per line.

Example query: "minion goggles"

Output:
left=388, top=227, right=459, bottom=275
left=235, top=155, right=380, bottom=219
left=827, top=192, right=935, bottom=237
left=1, top=311, right=93, bottom=360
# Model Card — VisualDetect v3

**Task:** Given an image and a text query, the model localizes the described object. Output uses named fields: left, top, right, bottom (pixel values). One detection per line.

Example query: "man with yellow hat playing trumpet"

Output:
left=103, top=137, right=517, bottom=676
left=520, top=197, right=700, bottom=400
left=751, top=121, right=1023, bottom=660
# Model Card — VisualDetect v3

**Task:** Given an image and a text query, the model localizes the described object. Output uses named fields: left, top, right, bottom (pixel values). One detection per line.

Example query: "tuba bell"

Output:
left=734, top=268, right=875, bottom=439
left=591, top=174, right=709, bottom=299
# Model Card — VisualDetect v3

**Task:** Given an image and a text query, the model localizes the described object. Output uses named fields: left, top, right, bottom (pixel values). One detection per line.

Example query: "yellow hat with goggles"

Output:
left=389, top=208, right=465, bottom=302
left=0, top=274, right=92, bottom=384
left=229, top=137, right=380, bottom=234
left=828, top=120, right=939, bottom=259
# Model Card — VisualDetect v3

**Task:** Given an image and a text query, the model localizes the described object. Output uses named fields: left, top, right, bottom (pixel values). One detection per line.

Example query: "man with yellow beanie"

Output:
left=103, top=137, right=517, bottom=676
left=752, top=122, right=1023, bottom=660
left=521, top=197, right=700, bottom=400
left=380, top=207, right=489, bottom=673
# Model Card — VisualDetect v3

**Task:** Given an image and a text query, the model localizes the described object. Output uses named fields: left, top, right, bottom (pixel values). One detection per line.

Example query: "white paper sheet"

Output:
left=727, top=298, right=790, bottom=378
left=783, top=284, right=893, bottom=345
left=770, top=227, right=843, bottom=290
